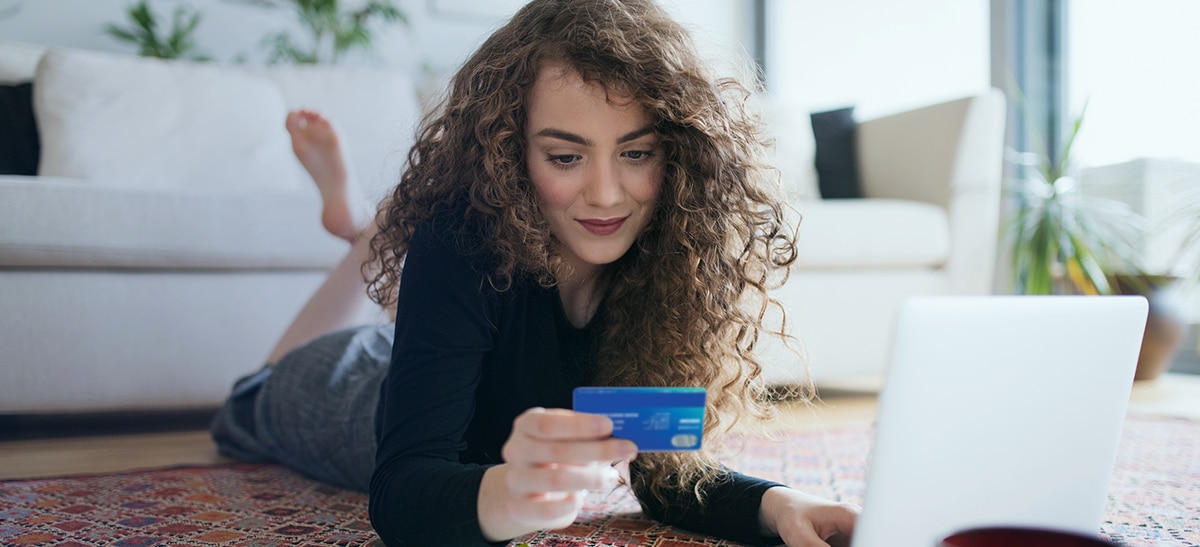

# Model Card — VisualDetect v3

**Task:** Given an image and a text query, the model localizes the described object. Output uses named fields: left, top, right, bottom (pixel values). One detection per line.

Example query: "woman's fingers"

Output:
left=478, top=466, right=588, bottom=540
left=505, top=489, right=588, bottom=530
left=504, top=436, right=636, bottom=465
left=514, top=407, right=612, bottom=440
left=503, top=408, right=638, bottom=466
left=506, top=462, right=621, bottom=493
left=482, top=409, right=639, bottom=540
left=761, top=487, right=860, bottom=547
left=497, top=406, right=637, bottom=535
left=777, top=502, right=859, bottom=547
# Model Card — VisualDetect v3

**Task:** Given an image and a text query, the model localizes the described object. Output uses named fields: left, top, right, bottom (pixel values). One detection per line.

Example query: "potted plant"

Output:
left=105, top=0, right=211, bottom=61
left=1006, top=104, right=1145, bottom=295
left=1004, top=104, right=1186, bottom=380
left=236, top=0, right=409, bottom=65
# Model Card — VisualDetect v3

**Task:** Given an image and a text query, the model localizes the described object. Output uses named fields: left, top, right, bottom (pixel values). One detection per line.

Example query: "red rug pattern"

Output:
left=1, top=415, right=1196, bottom=546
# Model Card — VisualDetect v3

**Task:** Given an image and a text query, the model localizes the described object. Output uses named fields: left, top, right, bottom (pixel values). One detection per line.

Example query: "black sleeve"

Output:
left=630, top=460, right=787, bottom=546
left=368, top=224, right=504, bottom=547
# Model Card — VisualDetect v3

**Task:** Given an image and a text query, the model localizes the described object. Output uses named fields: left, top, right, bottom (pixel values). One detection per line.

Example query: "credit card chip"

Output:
left=671, top=434, right=699, bottom=448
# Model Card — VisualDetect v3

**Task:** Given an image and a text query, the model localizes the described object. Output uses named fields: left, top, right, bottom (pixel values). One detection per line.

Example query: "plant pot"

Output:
left=1111, top=275, right=1187, bottom=381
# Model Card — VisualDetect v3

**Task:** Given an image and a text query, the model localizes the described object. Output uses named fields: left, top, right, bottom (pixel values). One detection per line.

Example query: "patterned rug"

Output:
left=1, top=415, right=1196, bottom=547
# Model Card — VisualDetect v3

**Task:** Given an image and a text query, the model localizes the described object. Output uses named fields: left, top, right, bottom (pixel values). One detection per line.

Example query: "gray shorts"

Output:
left=210, top=324, right=393, bottom=492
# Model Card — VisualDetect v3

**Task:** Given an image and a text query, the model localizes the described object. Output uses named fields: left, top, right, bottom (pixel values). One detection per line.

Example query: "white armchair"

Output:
left=759, top=89, right=1007, bottom=389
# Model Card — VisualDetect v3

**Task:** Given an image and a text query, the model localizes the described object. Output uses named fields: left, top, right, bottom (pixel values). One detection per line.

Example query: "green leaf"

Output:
left=239, top=0, right=409, bottom=64
left=1053, top=100, right=1088, bottom=182
left=130, top=2, right=156, bottom=33
left=104, top=25, right=141, bottom=45
left=103, top=0, right=209, bottom=60
left=1069, top=232, right=1110, bottom=294
left=334, top=26, right=370, bottom=51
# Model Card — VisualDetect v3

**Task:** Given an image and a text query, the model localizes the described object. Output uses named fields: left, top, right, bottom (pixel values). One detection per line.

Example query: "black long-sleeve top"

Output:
left=368, top=217, right=783, bottom=546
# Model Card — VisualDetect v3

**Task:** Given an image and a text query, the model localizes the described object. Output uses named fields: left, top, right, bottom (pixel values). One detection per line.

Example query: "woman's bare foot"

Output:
left=285, top=109, right=365, bottom=242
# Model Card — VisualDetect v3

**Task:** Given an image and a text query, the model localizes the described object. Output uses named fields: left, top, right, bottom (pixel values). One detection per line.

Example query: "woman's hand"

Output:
left=477, top=408, right=638, bottom=542
left=760, top=486, right=860, bottom=547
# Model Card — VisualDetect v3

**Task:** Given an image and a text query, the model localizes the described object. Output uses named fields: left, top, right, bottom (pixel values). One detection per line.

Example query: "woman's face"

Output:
left=525, top=63, right=663, bottom=277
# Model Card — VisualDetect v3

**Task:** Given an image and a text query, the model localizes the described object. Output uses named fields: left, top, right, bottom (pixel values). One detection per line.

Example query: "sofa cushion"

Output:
left=0, top=41, right=45, bottom=84
left=0, top=82, right=39, bottom=175
left=0, top=176, right=344, bottom=269
left=34, top=48, right=305, bottom=192
left=791, top=198, right=949, bottom=268
left=251, top=65, right=422, bottom=204
left=811, top=106, right=863, bottom=199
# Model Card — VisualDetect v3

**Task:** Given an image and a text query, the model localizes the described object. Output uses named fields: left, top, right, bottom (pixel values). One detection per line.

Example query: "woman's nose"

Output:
left=584, top=161, right=622, bottom=206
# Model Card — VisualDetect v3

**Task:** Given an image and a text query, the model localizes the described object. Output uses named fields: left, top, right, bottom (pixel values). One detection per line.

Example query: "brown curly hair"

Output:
left=366, top=0, right=807, bottom=509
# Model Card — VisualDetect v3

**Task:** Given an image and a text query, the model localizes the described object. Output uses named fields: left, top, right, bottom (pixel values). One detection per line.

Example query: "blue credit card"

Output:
left=572, top=387, right=706, bottom=451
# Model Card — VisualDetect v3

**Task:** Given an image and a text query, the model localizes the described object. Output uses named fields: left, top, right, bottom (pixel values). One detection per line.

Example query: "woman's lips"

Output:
left=577, top=216, right=628, bottom=236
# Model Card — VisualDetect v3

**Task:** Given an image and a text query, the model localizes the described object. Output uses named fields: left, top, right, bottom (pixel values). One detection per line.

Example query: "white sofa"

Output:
left=0, top=42, right=1006, bottom=413
left=0, top=44, right=419, bottom=413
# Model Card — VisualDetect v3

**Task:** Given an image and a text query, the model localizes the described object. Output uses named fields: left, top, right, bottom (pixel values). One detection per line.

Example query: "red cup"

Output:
left=941, top=527, right=1117, bottom=547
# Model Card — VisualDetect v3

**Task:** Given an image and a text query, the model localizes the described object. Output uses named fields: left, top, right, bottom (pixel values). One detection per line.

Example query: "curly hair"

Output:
left=366, top=0, right=806, bottom=509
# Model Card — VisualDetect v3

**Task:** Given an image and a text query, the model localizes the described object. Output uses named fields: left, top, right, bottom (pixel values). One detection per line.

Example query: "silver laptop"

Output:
left=852, top=296, right=1148, bottom=547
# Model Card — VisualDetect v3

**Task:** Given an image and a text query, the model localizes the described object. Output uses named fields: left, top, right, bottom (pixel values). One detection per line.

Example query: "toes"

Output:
left=285, top=111, right=303, bottom=133
left=299, top=110, right=326, bottom=130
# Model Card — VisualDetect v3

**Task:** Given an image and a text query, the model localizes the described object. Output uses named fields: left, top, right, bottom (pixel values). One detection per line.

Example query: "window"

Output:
left=1067, top=1, right=1200, bottom=167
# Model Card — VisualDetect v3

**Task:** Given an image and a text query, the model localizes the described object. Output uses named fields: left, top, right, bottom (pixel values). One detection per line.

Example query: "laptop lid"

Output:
left=851, top=296, right=1148, bottom=547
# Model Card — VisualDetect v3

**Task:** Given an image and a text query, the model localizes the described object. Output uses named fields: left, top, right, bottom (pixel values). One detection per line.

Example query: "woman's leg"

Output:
left=215, top=110, right=395, bottom=489
left=286, top=109, right=368, bottom=242
left=265, top=110, right=384, bottom=365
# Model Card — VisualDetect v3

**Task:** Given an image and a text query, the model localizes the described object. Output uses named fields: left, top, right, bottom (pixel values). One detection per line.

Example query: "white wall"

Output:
left=765, top=0, right=992, bottom=119
left=0, top=0, right=752, bottom=87
left=0, top=0, right=495, bottom=75
left=2, top=0, right=989, bottom=113
left=659, top=0, right=755, bottom=79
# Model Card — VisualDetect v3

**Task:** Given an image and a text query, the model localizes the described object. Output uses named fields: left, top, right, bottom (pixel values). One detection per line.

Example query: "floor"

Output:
left=3, top=373, right=1198, bottom=482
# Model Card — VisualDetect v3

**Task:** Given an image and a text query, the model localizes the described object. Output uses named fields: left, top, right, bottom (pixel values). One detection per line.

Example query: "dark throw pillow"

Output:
left=0, top=82, right=41, bottom=176
left=811, top=106, right=863, bottom=199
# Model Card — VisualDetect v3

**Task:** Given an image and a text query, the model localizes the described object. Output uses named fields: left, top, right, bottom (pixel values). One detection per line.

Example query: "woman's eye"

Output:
left=549, top=154, right=581, bottom=167
left=624, top=150, right=655, bottom=161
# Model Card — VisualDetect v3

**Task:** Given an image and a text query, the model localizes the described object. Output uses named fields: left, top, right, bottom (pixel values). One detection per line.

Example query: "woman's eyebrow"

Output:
left=532, top=125, right=656, bottom=146
left=616, top=126, right=656, bottom=144
left=534, top=128, right=590, bottom=146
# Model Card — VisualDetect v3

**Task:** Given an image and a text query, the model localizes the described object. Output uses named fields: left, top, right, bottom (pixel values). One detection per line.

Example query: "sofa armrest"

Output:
left=857, top=88, right=1007, bottom=294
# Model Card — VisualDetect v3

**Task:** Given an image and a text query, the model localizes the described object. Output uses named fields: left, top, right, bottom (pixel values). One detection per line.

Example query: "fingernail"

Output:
left=620, top=442, right=637, bottom=459
left=594, top=417, right=612, bottom=435
left=604, top=467, right=620, bottom=487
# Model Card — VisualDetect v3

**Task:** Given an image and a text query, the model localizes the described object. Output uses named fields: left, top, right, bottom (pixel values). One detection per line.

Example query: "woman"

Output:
left=213, top=1, right=859, bottom=545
